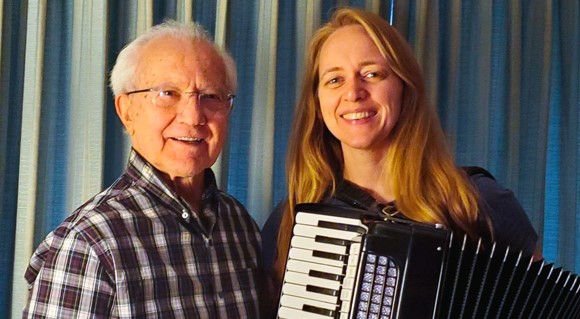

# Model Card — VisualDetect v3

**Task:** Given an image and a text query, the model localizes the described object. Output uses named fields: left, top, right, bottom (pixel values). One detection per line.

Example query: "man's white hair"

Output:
left=109, top=20, right=237, bottom=97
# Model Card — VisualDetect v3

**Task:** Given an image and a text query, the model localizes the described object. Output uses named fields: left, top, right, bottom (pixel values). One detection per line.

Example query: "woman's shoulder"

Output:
left=463, top=166, right=538, bottom=255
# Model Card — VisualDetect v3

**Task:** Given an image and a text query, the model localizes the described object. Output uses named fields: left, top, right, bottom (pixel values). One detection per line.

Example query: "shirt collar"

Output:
left=126, top=148, right=219, bottom=209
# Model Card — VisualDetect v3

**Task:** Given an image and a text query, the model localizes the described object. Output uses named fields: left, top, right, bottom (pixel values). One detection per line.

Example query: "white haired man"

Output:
left=23, top=20, right=261, bottom=318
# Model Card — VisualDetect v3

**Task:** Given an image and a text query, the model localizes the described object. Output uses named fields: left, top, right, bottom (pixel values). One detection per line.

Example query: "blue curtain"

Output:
left=1, top=0, right=578, bottom=317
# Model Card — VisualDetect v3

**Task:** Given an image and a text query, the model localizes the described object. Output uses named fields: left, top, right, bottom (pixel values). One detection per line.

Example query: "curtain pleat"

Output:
left=247, top=0, right=278, bottom=226
left=0, top=1, right=26, bottom=318
left=68, top=0, right=107, bottom=215
left=222, top=0, right=256, bottom=211
left=10, top=1, right=47, bottom=316
left=1, top=0, right=579, bottom=316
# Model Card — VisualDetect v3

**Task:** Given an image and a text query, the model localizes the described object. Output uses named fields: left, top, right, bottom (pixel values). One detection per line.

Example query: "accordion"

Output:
left=276, top=203, right=580, bottom=319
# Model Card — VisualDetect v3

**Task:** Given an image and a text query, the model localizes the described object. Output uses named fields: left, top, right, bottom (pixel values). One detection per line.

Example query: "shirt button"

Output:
left=181, top=211, right=189, bottom=219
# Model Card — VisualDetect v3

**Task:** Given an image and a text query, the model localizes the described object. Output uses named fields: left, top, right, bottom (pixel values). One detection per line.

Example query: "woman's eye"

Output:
left=364, top=71, right=388, bottom=81
left=365, top=72, right=378, bottom=78
left=326, top=77, right=341, bottom=85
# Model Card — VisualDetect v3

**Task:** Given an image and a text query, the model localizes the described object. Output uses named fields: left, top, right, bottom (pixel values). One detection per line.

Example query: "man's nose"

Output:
left=177, top=94, right=207, bottom=125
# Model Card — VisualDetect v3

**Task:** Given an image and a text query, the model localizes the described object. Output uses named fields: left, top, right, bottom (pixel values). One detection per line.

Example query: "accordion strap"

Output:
left=333, top=166, right=490, bottom=224
left=334, top=179, right=406, bottom=222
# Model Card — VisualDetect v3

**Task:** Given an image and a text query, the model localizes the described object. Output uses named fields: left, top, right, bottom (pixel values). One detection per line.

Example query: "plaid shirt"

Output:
left=23, top=150, right=261, bottom=318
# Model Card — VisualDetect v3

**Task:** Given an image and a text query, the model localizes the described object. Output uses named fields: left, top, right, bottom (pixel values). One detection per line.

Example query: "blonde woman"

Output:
left=261, top=7, right=541, bottom=315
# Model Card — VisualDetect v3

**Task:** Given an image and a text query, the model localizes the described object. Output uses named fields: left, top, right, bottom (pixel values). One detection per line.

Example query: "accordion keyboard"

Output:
left=278, top=210, right=368, bottom=319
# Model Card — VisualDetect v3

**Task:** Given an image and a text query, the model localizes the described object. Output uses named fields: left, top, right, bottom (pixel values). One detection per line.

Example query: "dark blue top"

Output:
left=261, top=169, right=538, bottom=273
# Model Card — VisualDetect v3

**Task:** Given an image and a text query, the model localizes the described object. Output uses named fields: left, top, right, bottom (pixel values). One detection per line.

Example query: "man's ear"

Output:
left=115, top=94, right=134, bottom=136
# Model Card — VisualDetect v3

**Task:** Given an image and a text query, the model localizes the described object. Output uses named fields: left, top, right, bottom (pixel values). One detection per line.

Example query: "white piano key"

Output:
left=285, top=270, right=341, bottom=290
left=349, top=243, right=362, bottom=255
left=291, top=236, right=348, bottom=255
left=294, top=224, right=365, bottom=242
left=287, top=259, right=344, bottom=276
left=295, top=212, right=367, bottom=229
left=289, top=247, right=345, bottom=268
left=340, top=288, right=354, bottom=303
left=278, top=306, right=333, bottom=319
left=280, top=294, right=338, bottom=312
left=340, top=301, right=352, bottom=315
left=345, top=265, right=359, bottom=279
left=282, top=282, right=338, bottom=304
left=339, top=312, right=350, bottom=319
left=280, top=211, right=372, bottom=319
left=343, top=276, right=356, bottom=288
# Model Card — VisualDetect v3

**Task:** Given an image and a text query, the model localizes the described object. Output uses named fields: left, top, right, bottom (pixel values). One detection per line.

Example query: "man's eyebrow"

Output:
left=147, top=82, right=178, bottom=89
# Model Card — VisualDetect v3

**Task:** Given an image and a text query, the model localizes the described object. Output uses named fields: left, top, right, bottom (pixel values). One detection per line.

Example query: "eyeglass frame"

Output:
left=125, top=87, right=236, bottom=118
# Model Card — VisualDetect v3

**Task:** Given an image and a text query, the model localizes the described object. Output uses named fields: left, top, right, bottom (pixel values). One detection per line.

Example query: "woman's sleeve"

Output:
left=470, top=171, right=538, bottom=256
left=261, top=200, right=287, bottom=272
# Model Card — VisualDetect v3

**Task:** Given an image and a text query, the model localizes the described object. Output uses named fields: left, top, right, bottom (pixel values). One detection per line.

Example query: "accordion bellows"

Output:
left=277, top=203, right=580, bottom=319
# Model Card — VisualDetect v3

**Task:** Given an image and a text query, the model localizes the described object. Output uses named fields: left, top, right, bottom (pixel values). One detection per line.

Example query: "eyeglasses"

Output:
left=126, top=86, right=235, bottom=118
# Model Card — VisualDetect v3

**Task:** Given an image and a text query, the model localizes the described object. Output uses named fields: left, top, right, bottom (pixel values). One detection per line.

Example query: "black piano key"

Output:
left=302, top=304, right=336, bottom=317
left=306, top=284, right=339, bottom=297
left=309, top=269, right=342, bottom=281
left=315, top=235, right=349, bottom=247
left=318, top=220, right=366, bottom=233
left=312, top=250, right=346, bottom=262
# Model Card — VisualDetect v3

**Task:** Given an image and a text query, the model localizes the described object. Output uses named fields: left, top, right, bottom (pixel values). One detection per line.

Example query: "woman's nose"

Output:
left=343, top=79, right=368, bottom=102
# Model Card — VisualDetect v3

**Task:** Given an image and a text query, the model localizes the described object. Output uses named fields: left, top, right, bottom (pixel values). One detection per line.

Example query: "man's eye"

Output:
left=158, top=89, right=180, bottom=98
left=200, top=93, right=222, bottom=102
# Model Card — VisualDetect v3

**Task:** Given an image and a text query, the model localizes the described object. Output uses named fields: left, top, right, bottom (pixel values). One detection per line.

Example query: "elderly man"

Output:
left=23, top=21, right=261, bottom=318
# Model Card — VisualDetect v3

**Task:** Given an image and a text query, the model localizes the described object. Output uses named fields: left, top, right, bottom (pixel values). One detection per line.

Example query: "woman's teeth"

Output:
left=342, top=111, right=374, bottom=120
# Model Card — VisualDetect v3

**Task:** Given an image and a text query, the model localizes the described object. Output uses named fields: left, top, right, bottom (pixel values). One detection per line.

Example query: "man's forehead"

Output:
left=136, top=37, right=227, bottom=86
left=141, top=36, right=220, bottom=63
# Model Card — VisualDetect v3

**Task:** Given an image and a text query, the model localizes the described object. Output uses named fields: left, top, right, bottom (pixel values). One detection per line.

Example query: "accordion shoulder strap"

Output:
left=462, top=166, right=496, bottom=180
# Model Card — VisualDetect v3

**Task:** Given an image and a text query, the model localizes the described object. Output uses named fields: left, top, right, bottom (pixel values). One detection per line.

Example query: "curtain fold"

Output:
left=1, top=1, right=27, bottom=317
left=1, top=0, right=578, bottom=317
left=10, top=1, right=47, bottom=316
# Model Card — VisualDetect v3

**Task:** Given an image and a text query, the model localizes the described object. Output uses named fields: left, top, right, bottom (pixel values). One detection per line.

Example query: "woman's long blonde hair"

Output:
left=272, top=7, right=490, bottom=291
